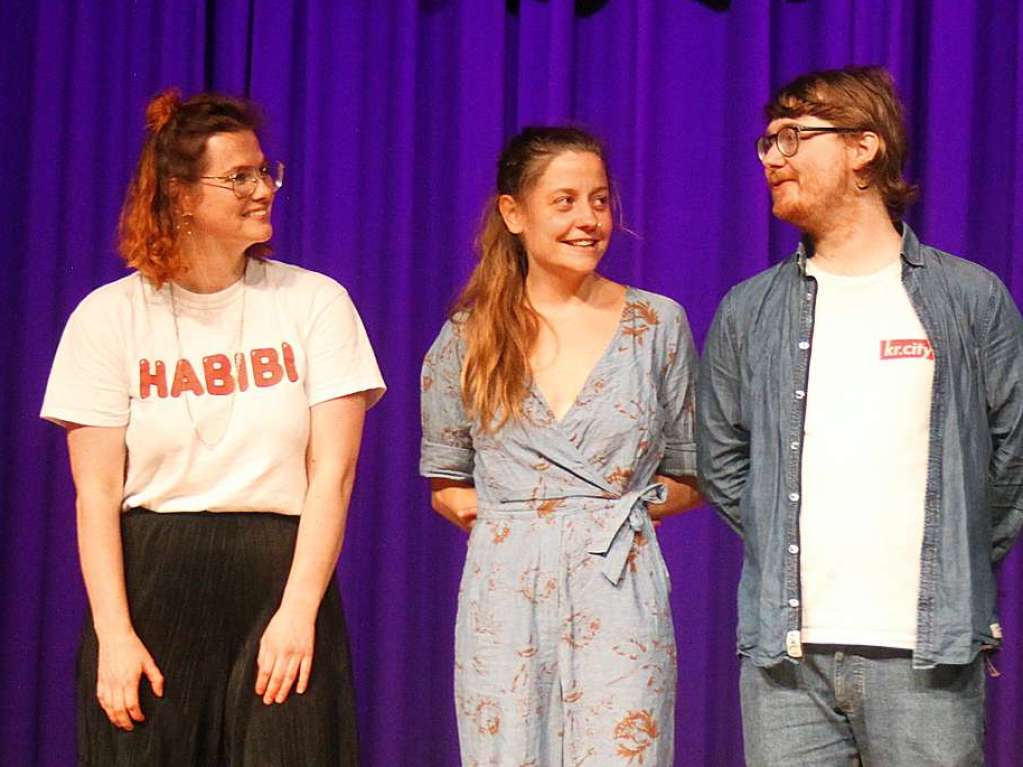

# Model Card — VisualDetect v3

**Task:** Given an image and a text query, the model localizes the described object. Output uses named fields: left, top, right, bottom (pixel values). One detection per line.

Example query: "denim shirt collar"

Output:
left=794, top=221, right=925, bottom=276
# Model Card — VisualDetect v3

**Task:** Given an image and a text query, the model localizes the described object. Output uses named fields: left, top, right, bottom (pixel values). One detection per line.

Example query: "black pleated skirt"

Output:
left=77, top=509, right=359, bottom=766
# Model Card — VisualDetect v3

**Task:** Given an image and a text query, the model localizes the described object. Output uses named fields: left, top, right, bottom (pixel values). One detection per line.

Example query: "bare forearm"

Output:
left=649, top=474, right=702, bottom=520
left=280, top=473, right=354, bottom=619
left=77, top=492, right=133, bottom=637
left=429, top=478, right=477, bottom=531
left=67, top=425, right=134, bottom=641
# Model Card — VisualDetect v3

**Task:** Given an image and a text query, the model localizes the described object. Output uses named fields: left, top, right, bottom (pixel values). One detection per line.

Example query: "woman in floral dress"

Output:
left=420, top=126, right=701, bottom=766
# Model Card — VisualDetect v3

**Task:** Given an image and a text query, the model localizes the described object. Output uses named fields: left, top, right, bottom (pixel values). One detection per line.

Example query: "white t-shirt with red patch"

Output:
left=41, top=259, right=385, bottom=515
left=799, top=258, right=934, bottom=649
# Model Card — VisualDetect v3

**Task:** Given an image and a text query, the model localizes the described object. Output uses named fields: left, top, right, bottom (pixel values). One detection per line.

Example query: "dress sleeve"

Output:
left=656, top=302, right=698, bottom=478
left=304, top=289, right=386, bottom=408
left=40, top=291, right=130, bottom=428
left=419, top=320, right=475, bottom=482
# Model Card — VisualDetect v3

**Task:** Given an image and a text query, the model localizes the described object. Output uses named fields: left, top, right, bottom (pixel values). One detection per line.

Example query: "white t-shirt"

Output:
left=799, top=259, right=934, bottom=649
left=41, top=259, right=385, bottom=515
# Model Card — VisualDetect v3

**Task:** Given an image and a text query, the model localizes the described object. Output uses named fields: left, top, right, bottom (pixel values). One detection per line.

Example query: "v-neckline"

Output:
left=530, top=285, right=633, bottom=426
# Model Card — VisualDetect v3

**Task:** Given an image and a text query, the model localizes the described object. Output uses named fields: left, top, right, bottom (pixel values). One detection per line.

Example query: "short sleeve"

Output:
left=40, top=291, right=130, bottom=428
left=656, top=302, right=698, bottom=478
left=419, top=320, right=475, bottom=482
left=305, top=290, right=386, bottom=408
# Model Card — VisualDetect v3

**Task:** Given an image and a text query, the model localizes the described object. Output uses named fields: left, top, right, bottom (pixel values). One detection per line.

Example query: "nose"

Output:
left=760, top=140, right=785, bottom=169
left=251, top=173, right=274, bottom=202
left=575, top=202, right=600, bottom=230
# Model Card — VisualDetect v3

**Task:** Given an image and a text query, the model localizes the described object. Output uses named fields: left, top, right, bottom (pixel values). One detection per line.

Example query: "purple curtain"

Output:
left=3, top=1, right=1021, bottom=764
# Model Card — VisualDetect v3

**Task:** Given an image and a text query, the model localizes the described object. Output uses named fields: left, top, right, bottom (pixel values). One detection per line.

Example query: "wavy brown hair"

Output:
left=118, top=88, right=268, bottom=287
left=452, top=126, right=613, bottom=431
left=766, top=65, right=918, bottom=221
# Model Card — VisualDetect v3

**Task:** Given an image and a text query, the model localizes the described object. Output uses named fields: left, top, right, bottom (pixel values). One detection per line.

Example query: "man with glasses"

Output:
left=697, top=65, right=1023, bottom=765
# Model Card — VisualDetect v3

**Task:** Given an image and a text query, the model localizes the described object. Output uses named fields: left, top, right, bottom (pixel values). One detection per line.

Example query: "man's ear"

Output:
left=498, top=194, right=524, bottom=235
left=849, top=130, right=882, bottom=173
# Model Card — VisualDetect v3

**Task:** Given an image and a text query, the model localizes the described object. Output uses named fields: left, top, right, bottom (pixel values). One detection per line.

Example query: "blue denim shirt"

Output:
left=697, top=224, right=1023, bottom=669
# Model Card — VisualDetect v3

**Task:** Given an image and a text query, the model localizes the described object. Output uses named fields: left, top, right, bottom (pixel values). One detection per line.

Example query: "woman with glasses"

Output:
left=420, top=126, right=702, bottom=765
left=41, top=89, right=383, bottom=765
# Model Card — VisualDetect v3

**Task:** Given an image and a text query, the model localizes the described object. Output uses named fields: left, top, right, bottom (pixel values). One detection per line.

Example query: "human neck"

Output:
left=175, top=239, right=248, bottom=293
left=805, top=197, right=902, bottom=276
left=525, top=267, right=603, bottom=310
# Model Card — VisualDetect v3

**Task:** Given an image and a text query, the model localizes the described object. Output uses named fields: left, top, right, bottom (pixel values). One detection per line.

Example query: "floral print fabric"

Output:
left=421, top=287, right=697, bottom=766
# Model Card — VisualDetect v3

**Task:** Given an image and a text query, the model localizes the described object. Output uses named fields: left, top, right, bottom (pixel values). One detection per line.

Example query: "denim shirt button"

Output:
left=788, top=544, right=799, bottom=554
left=795, top=390, right=806, bottom=399
left=788, top=598, right=800, bottom=608
left=788, top=492, right=800, bottom=502
left=790, top=441, right=799, bottom=450
left=798, top=341, right=810, bottom=350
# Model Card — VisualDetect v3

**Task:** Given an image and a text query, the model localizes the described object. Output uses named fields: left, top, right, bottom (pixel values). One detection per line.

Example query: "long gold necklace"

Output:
left=168, top=261, right=247, bottom=449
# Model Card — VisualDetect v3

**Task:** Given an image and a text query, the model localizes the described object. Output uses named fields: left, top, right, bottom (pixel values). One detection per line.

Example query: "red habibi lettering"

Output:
left=234, top=352, right=249, bottom=391
left=282, top=342, right=299, bottom=382
left=171, top=359, right=205, bottom=397
left=139, top=359, right=167, bottom=399
left=251, top=347, right=283, bottom=387
left=203, top=354, right=235, bottom=395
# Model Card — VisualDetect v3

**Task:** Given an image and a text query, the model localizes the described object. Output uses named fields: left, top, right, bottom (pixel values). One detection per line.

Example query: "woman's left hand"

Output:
left=255, top=606, right=316, bottom=704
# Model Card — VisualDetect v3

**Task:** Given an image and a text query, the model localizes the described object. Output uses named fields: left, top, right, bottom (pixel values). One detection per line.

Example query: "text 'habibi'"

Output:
left=139, top=343, right=299, bottom=398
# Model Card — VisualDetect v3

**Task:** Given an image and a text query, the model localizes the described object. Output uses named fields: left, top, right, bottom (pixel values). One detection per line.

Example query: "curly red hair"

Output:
left=118, top=88, right=270, bottom=287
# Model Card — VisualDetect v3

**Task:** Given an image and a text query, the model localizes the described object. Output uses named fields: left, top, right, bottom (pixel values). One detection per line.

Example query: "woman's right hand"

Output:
left=445, top=504, right=478, bottom=532
left=429, top=478, right=478, bottom=532
left=96, top=630, right=164, bottom=731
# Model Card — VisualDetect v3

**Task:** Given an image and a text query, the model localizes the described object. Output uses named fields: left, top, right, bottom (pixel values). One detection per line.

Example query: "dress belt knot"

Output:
left=587, top=482, right=666, bottom=585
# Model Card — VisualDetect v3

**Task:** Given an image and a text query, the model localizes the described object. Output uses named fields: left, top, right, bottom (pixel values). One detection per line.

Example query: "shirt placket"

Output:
left=785, top=269, right=817, bottom=660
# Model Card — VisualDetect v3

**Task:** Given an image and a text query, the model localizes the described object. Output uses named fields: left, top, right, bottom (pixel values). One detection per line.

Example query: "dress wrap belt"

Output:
left=476, top=482, right=667, bottom=586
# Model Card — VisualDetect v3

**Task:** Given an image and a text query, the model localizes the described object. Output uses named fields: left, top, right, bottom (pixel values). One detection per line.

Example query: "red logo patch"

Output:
left=879, top=339, right=934, bottom=360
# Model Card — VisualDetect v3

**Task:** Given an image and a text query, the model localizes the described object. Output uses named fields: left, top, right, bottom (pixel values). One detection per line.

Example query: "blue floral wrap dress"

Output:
left=420, top=288, right=698, bottom=766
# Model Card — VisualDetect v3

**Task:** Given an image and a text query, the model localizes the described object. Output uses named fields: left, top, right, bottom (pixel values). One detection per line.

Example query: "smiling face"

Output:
left=761, top=116, right=857, bottom=231
left=499, top=150, right=612, bottom=278
left=181, top=130, right=275, bottom=253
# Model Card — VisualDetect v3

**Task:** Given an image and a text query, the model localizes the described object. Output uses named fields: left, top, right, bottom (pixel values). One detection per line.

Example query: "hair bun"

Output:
left=145, top=87, right=182, bottom=134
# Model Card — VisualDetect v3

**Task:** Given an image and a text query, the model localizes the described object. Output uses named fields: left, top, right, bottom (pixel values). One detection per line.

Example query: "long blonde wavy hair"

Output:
left=452, top=126, right=613, bottom=432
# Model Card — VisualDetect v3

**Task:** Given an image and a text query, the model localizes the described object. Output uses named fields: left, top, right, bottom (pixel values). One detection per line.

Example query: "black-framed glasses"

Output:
left=199, top=161, right=285, bottom=198
left=756, top=126, right=863, bottom=162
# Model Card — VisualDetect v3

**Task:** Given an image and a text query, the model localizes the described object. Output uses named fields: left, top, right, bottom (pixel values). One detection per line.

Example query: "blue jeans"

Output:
left=740, top=646, right=986, bottom=766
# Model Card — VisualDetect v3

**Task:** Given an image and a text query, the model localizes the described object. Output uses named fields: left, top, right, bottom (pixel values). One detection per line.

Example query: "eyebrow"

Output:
left=768, top=119, right=815, bottom=131
left=219, top=158, right=268, bottom=174
left=549, top=186, right=610, bottom=196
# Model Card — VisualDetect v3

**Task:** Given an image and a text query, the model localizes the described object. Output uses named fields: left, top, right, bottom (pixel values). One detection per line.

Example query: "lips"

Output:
left=562, top=238, right=599, bottom=248
left=243, top=208, right=270, bottom=218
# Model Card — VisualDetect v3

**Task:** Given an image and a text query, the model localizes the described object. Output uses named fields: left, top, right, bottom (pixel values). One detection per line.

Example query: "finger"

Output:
left=296, top=654, right=313, bottom=695
left=124, top=681, right=145, bottom=723
left=110, top=687, right=133, bottom=731
left=275, top=655, right=302, bottom=703
left=96, top=684, right=113, bottom=723
left=263, top=657, right=288, bottom=705
left=143, top=656, right=165, bottom=698
left=254, top=649, right=273, bottom=696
